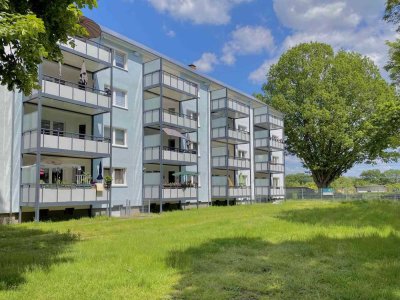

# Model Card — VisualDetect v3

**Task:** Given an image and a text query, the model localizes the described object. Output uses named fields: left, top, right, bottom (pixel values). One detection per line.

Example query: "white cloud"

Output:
left=147, top=0, right=253, bottom=25
left=193, top=52, right=219, bottom=73
left=249, top=57, right=278, bottom=83
left=221, top=25, right=275, bottom=65
left=162, top=25, right=176, bottom=37
left=249, top=0, right=397, bottom=83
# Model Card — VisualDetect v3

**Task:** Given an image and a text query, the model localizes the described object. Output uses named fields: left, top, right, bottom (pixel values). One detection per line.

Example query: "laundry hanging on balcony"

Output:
left=162, top=128, right=192, bottom=140
left=79, top=61, right=88, bottom=89
left=97, top=161, right=103, bottom=180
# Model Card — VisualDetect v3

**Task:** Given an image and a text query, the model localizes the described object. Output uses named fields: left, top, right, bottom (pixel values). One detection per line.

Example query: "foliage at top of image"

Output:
left=258, top=42, right=400, bottom=188
left=0, top=0, right=97, bottom=95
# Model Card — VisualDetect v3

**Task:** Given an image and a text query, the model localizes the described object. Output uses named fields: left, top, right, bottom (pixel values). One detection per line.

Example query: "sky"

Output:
left=83, top=0, right=399, bottom=176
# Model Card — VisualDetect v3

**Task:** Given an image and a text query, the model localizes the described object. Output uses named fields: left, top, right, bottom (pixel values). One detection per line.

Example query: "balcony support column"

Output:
left=159, top=59, right=164, bottom=213
left=196, top=92, right=199, bottom=210
left=34, top=97, right=42, bottom=222
left=108, top=53, right=114, bottom=217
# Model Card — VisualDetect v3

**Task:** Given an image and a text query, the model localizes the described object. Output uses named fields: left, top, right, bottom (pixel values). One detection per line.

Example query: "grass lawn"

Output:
left=1, top=200, right=400, bottom=299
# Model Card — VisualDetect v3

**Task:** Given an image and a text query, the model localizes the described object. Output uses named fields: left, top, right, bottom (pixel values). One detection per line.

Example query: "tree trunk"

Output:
left=312, top=171, right=336, bottom=189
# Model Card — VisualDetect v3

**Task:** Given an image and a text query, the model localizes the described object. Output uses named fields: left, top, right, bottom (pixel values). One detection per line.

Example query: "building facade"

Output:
left=0, top=24, right=285, bottom=222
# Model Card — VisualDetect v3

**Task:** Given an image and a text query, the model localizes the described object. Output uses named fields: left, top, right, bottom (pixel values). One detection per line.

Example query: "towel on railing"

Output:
left=95, top=183, right=104, bottom=192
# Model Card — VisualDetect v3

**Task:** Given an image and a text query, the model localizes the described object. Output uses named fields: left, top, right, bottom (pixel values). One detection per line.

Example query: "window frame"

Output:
left=114, top=50, right=128, bottom=70
left=103, top=167, right=127, bottom=187
left=113, top=128, right=127, bottom=148
left=113, top=88, right=128, bottom=109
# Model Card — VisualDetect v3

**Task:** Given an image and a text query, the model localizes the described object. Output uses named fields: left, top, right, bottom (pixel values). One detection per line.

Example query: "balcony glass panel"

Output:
left=212, top=156, right=250, bottom=169
left=143, top=146, right=197, bottom=164
left=211, top=98, right=250, bottom=115
left=212, top=126, right=250, bottom=142
left=22, top=129, right=111, bottom=156
left=60, top=37, right=112, bottom=64
left=41, top=76, right=111, bottom=109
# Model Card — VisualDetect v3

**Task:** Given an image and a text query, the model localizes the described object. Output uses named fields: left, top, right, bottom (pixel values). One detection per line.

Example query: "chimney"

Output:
left=188, top=64, right=197, bottom=70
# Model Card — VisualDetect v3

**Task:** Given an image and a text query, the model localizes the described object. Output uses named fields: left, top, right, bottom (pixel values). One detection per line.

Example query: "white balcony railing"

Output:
left=254, top=113, right=284, bottom=128
left=255, top=162, right=284, bottom=173
left=212, top=155, right=250, bottom=169
left=143, top=185, right=198, bottom=199
left=60, top=37, right=112, bottom=64
left=212, top=186, right=251, bottom=198
left=254, top=137, right=284, bottom=150
left=22, top=129, right=111, bottom=156
left=143, top=70, right=198, bottom=97
left=270, top=187, right=285, bottom=196
left=212, top=126, right=250, bottom=143
left=38, top=75, right=111, bottom=109
left=21, top=184, right=108, bottom=204
left=143, top=109, right=197, bottom=130
left=211, top=98, right=250, bottom=116
left=255, top=186, right=269, bottom=196
left=144, top=146, right=197, bottom=164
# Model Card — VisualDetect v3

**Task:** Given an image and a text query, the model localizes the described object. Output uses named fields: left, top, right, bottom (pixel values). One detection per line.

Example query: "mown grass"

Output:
left=1, top=200, right=400, bottom=299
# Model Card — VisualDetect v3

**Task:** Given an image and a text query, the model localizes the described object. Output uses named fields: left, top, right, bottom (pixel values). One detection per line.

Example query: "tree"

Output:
left=0, top=0, right=97, bottom=95
left=260, top=42, right=400, bottom=188
left=285, top=173, right=313, bottom=187
left=359, top=169, right=383, bottom=185
left=384, top=0, right=400, bottom=84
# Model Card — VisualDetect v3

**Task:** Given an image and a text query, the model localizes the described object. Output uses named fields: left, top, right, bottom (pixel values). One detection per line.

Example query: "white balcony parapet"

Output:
left=36, top=75, right=111, bottom=109
left=144, top=146, right=197, bottom=164
left=212, top=186, right=251, bottom=198
left=143, top=109, right=197, bottom=130
left=255, top=162, right=284, bottom=173
left=270, top=187, right=285, bottom=196
left=60, top=37, right=112, bottom=64
left=212, top=126, right=250, bottom=143
left=212, top=155, right=250, bottom=169
left=22, top=129, right=111, bottom=156
left=143, top=185, right=198, bottom=199
left=255, top=186, right=270, bottom=196
left=21, top=184, right=108, bottom=204
left=211, top=98, right=250, bottom=116
left=254, top=136, right=284, bottom=150
left=143, top=70, right=198, bottom=97
left=254, top=113, right=284, bottom=128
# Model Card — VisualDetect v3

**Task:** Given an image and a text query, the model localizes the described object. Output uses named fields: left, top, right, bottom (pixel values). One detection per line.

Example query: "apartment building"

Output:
left=0, top=20, right=285, bottom=222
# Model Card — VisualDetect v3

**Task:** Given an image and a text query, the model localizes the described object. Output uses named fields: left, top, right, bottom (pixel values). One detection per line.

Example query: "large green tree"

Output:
left=0, top=0, right=97, bottom=95
left=260, top=42, right=400, bottom=188
left=384, top=0, right=400, bottom=84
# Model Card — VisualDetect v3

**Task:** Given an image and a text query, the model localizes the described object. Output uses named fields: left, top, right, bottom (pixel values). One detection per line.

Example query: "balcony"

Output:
left=60, top=37, right=112, bottom=66
left=144, top=146, right=197, bottom=165
left=27, top=75, right=111, bottom=114
left=270, top=187, right=285, bottom=197
left=212, top=155, right=250, bottom=170
left=21, top=184, right=109, bottom=206
left=211, top=98, right=250, bottom=118
left=254, top=113, right=284, bottom=129
left=254, top=136, right=284, bottom=151
left=22, top=129, right=111, bottom=158
left=143, top=70, right=198, bottom=100
left=255, top=162, right=284, bottom=173
left=255, top=186, right=270, bottom=197
left=212, top=186, right=251, bottom=198
left=143, top=185, right=198, bottom=200
left=143, top=109, right=197, bottom=132
left=212, top=126, right=250, bottom=144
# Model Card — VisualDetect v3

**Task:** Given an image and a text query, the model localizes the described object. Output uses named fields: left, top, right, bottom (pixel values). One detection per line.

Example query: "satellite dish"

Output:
left=79, top=16, right=102, bottom=39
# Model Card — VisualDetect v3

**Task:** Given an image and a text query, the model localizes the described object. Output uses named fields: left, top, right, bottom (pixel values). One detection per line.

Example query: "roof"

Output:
left=99, top=26, right=269, bottom=108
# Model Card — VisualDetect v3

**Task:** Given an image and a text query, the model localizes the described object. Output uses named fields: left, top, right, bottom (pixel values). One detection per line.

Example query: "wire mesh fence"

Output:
left=285, top=187, right=400, bottom=201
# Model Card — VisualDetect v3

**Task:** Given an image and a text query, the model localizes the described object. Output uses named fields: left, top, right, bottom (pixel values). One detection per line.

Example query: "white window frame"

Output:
left=238, top=150, right=246, bottom=158
left=113, top=88, right=128, bottom=109
left=238, top=125, right=247, bottom=132
left=104, top=167, right=127, bottom=187
left=114, top=50, right=128, bottom=70
left=104, top=126, right=128, bottom=148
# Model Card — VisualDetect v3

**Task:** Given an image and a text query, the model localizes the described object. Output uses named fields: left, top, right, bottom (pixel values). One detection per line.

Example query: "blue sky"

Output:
left=83, top=0, right=399, bottom=176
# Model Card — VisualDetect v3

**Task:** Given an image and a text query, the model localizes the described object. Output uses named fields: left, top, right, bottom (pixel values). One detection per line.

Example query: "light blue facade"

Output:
left=0, top=24, right=285, bottom=221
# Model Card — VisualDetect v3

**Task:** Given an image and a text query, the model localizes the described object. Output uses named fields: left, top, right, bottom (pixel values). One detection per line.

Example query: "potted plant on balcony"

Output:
left=104, top=176, right=112, bottom=190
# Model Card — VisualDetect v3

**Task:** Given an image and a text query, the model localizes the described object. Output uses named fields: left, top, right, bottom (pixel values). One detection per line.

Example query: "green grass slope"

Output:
left=1, top=200, right=399, bottom=299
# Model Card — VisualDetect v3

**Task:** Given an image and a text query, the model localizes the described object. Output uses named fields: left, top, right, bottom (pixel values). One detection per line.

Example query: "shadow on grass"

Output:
left=166, top=235, right=400, bottom=299
left=0, top=225, right=79, bottom=290
left=278, top=200, right=400, bottom=230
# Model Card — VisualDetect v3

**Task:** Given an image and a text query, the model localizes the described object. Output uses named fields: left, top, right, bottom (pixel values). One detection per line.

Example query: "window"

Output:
left=272, top=156, right=279, bottom=164
left=187, top=110, right=198, bottom=120
left=114, top=128, right=126, bottom=146
left=53, top=122, right=64, bottom=136
left=103, top=168, right=126, bottom=186
left=273, top=178, right=280, bottom=187
left=41, top=120, right=51, bottom=135
left=104, top=126, right=111, bottom=140
left=114, top=168, right=126, bottom=185
left=114, top=50, right=127, bottom=69
left=114, top=89, right=127, bottom=108
left=238, top=125, right=247, bottom=132
left=238, top=150, right=246, bottom=158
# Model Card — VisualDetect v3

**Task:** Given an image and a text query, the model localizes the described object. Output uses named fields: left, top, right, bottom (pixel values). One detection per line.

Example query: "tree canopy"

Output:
left=259, top=42, right=400, bottom=188
left=384, top=0, right=400, bottom=84
left=0, top=0, right=97, bottom=95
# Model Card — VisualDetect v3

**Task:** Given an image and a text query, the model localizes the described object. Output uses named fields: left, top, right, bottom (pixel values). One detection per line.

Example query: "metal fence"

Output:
left=285, top=187, right=400, bottom=201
